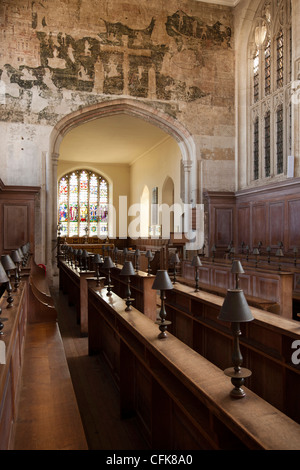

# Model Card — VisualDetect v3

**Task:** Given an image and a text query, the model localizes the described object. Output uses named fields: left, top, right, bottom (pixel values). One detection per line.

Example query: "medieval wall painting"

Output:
left=0, top=4, right=232, bottom=117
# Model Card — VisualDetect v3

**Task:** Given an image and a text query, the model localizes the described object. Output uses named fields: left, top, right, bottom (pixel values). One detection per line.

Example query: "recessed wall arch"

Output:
left=47, top=98, right=197, bottom=273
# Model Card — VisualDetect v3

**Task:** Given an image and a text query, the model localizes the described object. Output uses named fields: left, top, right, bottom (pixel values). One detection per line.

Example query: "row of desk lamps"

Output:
left=61, top=244, right=253, bottom=399
left=0, top=243, right=31, bottom=335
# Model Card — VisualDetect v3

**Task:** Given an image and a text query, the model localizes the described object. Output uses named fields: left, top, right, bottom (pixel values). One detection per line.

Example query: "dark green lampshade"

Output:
left=120, top=261, right=136, bottom=277
left=1, top=254, right=16, bottom=271
left=103, top=256, right=114, bottom=269
left=11, top=250, right=22, bottom=264
left=93, top=254, right=102, bottom=264
left=135, top=249, right=141, bottom=256
left=145, top=250, right=153, bottom=259
left=171, top=253, right=180, bottom=264
left=231, top=260, right=244, bottom=274
left=191, top=255, right=202, bottom=267
left=0, top=262, right=9, bottom=283
left=123, top=247, right=128, bottom=255
left=218, top=289, right=253, bottom=323
left=152, top=270, right=173, bottom=291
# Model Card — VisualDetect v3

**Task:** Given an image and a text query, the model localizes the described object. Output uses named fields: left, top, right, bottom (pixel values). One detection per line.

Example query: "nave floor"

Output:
left=50, top=276, right=149, bottom=450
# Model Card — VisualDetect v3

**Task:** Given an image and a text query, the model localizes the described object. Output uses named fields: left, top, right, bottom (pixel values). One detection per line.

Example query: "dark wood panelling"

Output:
left=269, top=202, right=284, bottom=247
left=252, top=204, right=267, bottom=247
left=0, top=179, right=39, bottom=254
left=287, top=199, right=300, bottom=249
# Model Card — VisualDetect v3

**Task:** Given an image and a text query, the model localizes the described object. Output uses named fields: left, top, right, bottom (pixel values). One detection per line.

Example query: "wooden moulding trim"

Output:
left=0, top=179, right=40, bottom=195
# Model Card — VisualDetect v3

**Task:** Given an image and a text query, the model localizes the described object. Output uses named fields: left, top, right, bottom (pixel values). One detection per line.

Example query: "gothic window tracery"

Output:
left=250, top=0, right=292, bottom=182
left=58, top=170, right=108, bottom=238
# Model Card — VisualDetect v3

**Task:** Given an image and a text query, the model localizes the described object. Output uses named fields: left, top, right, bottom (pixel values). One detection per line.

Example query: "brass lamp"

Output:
left=294, top=247, right=298, bottom=267
left=152, top=270, right=173, bottom=339
left=120, top=261, right=136, bottom=311
left=218, top=289, right=254, bottom=398
left=135, top=248, right=141, bottom=273
left=82, top=250, right=89, bottom=271
left=103, top=256, right=115, bottom=296
left=1, top=254, right=16, bottom=309
left=253, top=247, right=260, bottom=268
left=170, top=252, right=180, bottom=284
left=93, top=254, right=104, bottom=287
left=276, top=248, right=284, bottom=271
left=191, top=255, right=202, bottom=292
left=231, top=260, right=244, bottom=289
left=0, top=262, right=9, bottom=335
left=145, top=250, right=153, bottom=276
left=11, top=249, right=22, bottom=290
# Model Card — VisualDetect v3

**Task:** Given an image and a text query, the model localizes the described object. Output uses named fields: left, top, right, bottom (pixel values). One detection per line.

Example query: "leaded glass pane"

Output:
left=276, top=105, right=283, bottom=174
left=264, top=40, right=271, bottom=96
left=253, top=49, right=260, bottom=103
left=69, top=173, right=78, bottom=223
left=254, top=117, right=259, bottom=180
left=58, top=170, right=109, bottom=237
left=264, top=111, right=271, bottom=177
left=276, top=29, right=284, bottom=89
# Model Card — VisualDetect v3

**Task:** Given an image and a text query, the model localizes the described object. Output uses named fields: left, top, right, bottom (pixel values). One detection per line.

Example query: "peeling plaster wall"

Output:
left=0, top=0, right=236, bottom=264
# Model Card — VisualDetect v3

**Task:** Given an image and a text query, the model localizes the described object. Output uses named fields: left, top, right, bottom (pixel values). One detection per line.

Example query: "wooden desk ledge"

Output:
left=91, top=285, right=300, bottom=450
left=12, top=322, right=88, bottom=450
left=173, top=281, right=300, bottom=337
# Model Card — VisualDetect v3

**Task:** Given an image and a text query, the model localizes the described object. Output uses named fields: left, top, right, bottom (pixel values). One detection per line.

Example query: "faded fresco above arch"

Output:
left=0, top=3, right=232, bottom=124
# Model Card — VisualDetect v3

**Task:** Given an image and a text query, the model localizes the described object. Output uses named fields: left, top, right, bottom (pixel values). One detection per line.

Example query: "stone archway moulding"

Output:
left=47, top=98, right=198, bottom=272
left=51, top=98, right=197, bottom=200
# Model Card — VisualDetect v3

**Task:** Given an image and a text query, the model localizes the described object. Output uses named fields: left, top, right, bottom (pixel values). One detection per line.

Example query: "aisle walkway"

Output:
left=50, top=276, right=148, bottom=450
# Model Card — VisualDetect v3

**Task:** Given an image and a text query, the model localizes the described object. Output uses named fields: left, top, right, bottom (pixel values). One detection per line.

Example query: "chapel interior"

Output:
left=1, top=0, right=300, bottom=452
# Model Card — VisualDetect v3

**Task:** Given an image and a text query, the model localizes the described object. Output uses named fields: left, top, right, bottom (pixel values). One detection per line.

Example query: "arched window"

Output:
left=58, top=170, right=108, bottom=238
left=249, top=0, right=292, bottom=183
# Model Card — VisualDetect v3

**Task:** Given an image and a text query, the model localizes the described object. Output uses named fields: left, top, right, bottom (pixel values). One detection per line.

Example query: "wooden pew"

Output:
left=164, top=282, right=300, bottom=425
left=181, top=258, right=293, bottom=318
left=87, top=283, right=300, bottom=450
left=28, top=260, right=57, bottom=323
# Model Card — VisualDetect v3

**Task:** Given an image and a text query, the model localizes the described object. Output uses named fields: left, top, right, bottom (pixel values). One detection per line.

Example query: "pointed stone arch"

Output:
left=47, top=98, right=197, bottom=273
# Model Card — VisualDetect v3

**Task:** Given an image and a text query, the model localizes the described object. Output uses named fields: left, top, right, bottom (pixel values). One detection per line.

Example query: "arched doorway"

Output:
left=47, top=98, right=197, bottom=275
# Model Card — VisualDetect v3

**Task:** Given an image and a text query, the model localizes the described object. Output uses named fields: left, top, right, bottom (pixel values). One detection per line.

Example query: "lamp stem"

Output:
left=231, top=322, right=243, bottom=373
left=194, top=266, right=199, bottom=292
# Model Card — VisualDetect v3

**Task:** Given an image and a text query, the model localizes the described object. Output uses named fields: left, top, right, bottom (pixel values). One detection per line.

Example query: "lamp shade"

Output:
left=93, top=254, right=102, bottom=264
left=0, top=262, right=9, bottom=283
left=171, top=253, right=180, bottom=264
left=82, top=250, right=88, bottom=258
left=103, top=256, right=114, bottom=269
left=145, top=250, right=153, bottom=259
left=231, top=260, right=244, bottom=274
left=135, top=248, right=141, bottom=256
left=18, top=248, right=24, bottom=259
left=1, top=254, right=16, bottom=271
left=191, top=255, right=202, bottom=267
left=11, top=250, right=22, bottom=263
left=152, top=270, right=173, bottom=291
left=276, top=248, right=284, bottom=257
left=114, top=246, right=118, bottom=253
left=218, top=289, right=253, bottom=323
left=123, top=248, right=128, bottom=255
left=253, top=248, right=259, bottom=255
left=120, top=261, right=136, bottom=277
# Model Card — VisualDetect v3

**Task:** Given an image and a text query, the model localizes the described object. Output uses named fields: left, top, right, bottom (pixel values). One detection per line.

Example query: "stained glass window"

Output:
left=58, top=170, right=108, bottom=237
